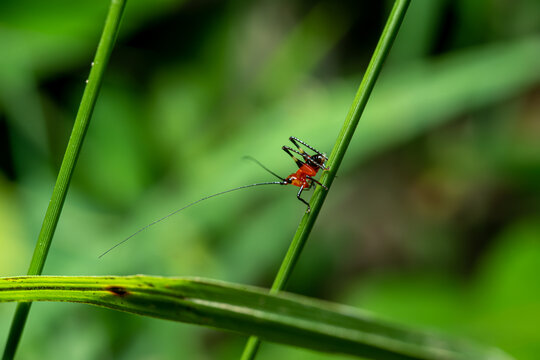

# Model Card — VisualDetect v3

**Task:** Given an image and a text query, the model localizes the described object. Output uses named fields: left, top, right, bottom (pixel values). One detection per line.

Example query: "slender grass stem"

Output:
left=1, top=1, right=127, bottom=359
left=240, top=1, right=411, bottom=358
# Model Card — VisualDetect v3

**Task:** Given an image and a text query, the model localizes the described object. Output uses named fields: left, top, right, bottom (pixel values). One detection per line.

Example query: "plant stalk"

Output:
left=2, top=1, right=127, bottom=359
left=240, top=0, right=411, bottom=358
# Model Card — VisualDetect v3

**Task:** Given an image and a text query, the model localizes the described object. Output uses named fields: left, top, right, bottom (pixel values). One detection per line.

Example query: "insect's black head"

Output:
left=309, top=154, right=327, bottom=167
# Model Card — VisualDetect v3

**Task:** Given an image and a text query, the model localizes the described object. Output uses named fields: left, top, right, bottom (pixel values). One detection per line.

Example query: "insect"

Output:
left=98, top=137, right=328, bottom=258
left=275, top=136, right=329, bottom=209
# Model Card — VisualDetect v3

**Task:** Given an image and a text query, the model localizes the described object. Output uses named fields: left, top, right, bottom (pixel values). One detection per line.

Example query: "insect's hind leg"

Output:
left=289, top=136, right=324, bottom=157
left=296, top=185, right=311, bottom=212
left=282, top=146, right=305, bottom=169
left=289, top=137, right=329, bottom=171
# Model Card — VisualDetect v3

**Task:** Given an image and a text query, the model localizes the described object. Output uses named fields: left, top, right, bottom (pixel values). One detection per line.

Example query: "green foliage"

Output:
left=0, top=0, right=539, bottom=359
left=242, top=1, right=412, bottom=358
left=0, top=275, right=510, bottom=360
left=2, top=0, right=127, bottom=358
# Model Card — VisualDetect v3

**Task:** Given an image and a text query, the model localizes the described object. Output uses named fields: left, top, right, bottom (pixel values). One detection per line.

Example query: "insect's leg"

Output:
left=289, top=137, right=329, bottom=171
left=290, top=136, right=324, bottom=157
left=282, top=146, right=306, bottom=169
left=307, top=176, right=328, bottom=190
left=296, top=185, right=311, bottom=212
left=313, top=161, right=330, bottom=172
left=289, top=136, right=308, bottom=155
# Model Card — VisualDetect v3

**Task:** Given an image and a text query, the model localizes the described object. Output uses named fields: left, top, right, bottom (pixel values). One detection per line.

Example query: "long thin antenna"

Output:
left=243, top=156, right=286, bottom=181
left=99, top=181, right=285, bottom=258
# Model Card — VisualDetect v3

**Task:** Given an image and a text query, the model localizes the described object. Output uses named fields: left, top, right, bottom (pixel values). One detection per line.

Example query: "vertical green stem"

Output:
left=2, top=1, right=127, bottom=359
left=240, top=0, right=411, bottom=358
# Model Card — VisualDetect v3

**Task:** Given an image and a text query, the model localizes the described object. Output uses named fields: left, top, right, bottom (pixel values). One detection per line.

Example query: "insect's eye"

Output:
left=311, top=155, right=323, bottom=164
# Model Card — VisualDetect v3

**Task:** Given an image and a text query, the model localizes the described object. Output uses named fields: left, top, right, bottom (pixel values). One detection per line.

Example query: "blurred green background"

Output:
left=1, top=0, right=539, bottom=359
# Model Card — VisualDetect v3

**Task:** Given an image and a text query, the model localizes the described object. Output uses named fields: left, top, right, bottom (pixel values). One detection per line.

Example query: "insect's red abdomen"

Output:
left=288, top=176, right=306, bottom=187
left=299, top=163, right=318, bottom=177
left=287, top=164, right=318, bottom=188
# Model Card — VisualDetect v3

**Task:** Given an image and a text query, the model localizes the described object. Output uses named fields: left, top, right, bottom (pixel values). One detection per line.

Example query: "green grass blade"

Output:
left=0, top=276, right=511, bottom=360
left=1, top=1, right=127, bottom=359
left=241, top=0, right=411, bottom=358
